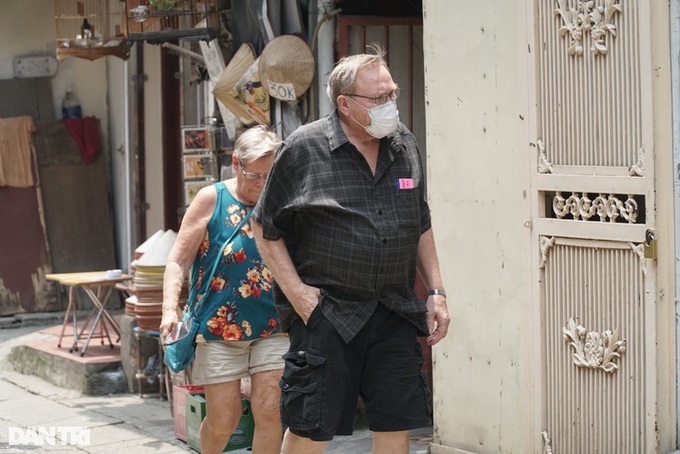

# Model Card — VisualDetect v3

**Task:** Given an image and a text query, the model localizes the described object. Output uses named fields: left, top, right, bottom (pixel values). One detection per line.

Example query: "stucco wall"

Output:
left=107, top=54, right=132, bottom=270
left=423, top=1, right=677, bottom=453
left=650, top=0, right=677, bottom=449
left=142, top=43, right=165, bottom=238
left=0, top=1, right=166, bottom=270
left=423, top=1, right=533, bottom=452
left=0, top=0, right=109, bottom=145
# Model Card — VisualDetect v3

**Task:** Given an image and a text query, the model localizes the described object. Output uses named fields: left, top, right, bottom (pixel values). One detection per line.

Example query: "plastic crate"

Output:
left=186, top=393, right=254, bottom=452
left=173, top=384, right=205, bottom=442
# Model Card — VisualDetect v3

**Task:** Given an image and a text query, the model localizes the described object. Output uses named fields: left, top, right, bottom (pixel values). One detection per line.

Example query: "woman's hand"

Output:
left=159, top=309, right=179, bottom=340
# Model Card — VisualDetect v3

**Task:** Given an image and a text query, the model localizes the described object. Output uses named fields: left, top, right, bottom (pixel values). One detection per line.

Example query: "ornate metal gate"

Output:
left=529, top=1, right=657, bottom=452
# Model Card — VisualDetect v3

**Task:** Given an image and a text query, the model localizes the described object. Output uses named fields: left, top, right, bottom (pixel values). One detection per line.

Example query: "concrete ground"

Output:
left=0, top=313, right=432, bottom=453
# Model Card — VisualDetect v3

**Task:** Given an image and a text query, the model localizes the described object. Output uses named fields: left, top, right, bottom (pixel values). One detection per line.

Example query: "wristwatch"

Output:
left=428, top=288, right=447, bottom=297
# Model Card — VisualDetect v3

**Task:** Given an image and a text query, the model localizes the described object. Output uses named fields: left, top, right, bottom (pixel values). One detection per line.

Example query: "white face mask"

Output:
left=347, top=98, right=399, bottom=139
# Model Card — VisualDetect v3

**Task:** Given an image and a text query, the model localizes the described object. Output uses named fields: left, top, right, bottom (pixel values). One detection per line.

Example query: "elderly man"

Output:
left=252, top=46, right=450, bottom=454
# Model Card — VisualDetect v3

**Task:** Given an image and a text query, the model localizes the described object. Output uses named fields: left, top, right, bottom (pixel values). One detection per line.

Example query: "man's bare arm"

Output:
left=417, top=228, right=451, bottom=345
left=252, top=220, right=321, bottom=324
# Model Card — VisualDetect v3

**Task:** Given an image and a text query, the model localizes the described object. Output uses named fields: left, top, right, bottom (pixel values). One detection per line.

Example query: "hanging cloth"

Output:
left=0, top=115, right=35, bottom=188
left=61, top=116, right=102, bottom=164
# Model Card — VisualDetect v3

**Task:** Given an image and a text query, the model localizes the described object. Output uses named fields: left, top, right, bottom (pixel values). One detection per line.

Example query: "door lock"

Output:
left=644, top=229, right=657, bottom=260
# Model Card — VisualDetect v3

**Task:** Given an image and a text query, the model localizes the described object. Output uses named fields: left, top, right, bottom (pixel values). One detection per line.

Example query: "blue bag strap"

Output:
left=187, top=208, right=253, bottom=318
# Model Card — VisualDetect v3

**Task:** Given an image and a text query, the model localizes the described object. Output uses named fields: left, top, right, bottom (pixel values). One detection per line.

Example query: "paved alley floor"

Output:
left=0, top=316, right=432, bottom=453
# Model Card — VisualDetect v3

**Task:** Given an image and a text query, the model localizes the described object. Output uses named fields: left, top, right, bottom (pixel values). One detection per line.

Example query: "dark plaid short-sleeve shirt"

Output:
left=253, top=111, right=431, bottom=342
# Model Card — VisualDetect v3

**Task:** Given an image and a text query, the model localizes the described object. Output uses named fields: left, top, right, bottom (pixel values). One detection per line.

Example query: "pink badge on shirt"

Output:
left=397, top=178, right=414, bottom=189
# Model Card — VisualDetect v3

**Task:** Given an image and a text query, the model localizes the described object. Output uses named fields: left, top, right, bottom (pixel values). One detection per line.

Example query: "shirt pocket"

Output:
left=393, top=181, right=422, bottom=234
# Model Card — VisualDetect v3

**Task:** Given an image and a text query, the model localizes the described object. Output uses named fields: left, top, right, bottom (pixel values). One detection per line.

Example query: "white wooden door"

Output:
left=528, top=1, right=657, bottom=452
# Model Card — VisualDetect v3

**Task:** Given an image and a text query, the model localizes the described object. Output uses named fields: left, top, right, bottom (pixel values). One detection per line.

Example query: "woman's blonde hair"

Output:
left=233, top=125, right=281, bottom=163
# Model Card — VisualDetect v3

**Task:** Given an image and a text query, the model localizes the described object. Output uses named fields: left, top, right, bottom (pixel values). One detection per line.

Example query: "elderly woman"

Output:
left=160, top=125, right=287, bottom=454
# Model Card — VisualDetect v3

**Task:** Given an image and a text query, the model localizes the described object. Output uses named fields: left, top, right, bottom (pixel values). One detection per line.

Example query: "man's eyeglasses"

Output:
left=344, top=88, right=400, bottom=105
left=238, top=159, right=268, bottom=181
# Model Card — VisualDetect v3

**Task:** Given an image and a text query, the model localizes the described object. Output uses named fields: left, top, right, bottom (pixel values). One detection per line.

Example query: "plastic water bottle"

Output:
left=61, top=86, right=82, bottom=119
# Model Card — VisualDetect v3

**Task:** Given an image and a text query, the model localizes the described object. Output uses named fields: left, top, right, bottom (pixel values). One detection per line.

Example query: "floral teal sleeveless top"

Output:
left=189, top=181, right=279, bottom=342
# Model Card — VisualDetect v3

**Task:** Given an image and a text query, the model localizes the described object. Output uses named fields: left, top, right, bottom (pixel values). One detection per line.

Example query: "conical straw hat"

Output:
left=258, top=35, right=315, bottom=101
left=136, top=229, right=178, bottom=267
left=213, top=44, right=269, bottom=126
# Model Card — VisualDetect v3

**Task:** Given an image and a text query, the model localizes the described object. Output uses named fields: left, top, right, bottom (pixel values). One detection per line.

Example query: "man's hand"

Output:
left=426, top=295, right=450, bottom=345
left=289, top=281, right=322, bottom=325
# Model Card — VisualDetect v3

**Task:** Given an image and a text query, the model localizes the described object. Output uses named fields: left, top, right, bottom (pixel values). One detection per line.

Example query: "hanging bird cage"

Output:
left=124, top=0, right=221, bottom=44
left=55, top=0, right=130, bottom=61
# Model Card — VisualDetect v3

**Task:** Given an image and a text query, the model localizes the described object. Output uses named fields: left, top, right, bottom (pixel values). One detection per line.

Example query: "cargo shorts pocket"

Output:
left=279, top=350, right=327, bottom=430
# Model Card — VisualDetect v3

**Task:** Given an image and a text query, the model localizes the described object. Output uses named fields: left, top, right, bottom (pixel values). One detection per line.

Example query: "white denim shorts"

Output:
left=191, top=333, right=289, bottom=385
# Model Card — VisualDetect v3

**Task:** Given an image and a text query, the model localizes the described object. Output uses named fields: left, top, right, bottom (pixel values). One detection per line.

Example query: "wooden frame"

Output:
left=184, top=179, right=215, bottom=205
left=181, top=126, right=213, bottom=153
left=183, top=153, right=216, bottom=179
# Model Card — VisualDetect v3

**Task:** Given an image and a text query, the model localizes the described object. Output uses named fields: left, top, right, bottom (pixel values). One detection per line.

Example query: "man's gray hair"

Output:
left=233, top=125, right=281, bottom=163
left=325, top=44, right=389, bottom=108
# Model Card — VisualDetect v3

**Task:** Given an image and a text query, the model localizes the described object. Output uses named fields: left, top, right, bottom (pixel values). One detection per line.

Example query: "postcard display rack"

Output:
left=182, top=126, right=218, bottom=205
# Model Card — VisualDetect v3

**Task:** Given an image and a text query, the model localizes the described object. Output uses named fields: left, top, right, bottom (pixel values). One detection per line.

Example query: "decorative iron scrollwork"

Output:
left=628, top=147, right=645, bottom=177
left=554, top=0, right=622, bottom=56
left=537, top=139, right=554, bottom=174
left=553, top=192, right=638, bottom=223
left=563, top=318, right=626, bottom=373
left=539, top=236, right=556, bottom=269
left=542, top=431, right=553, bottom=454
